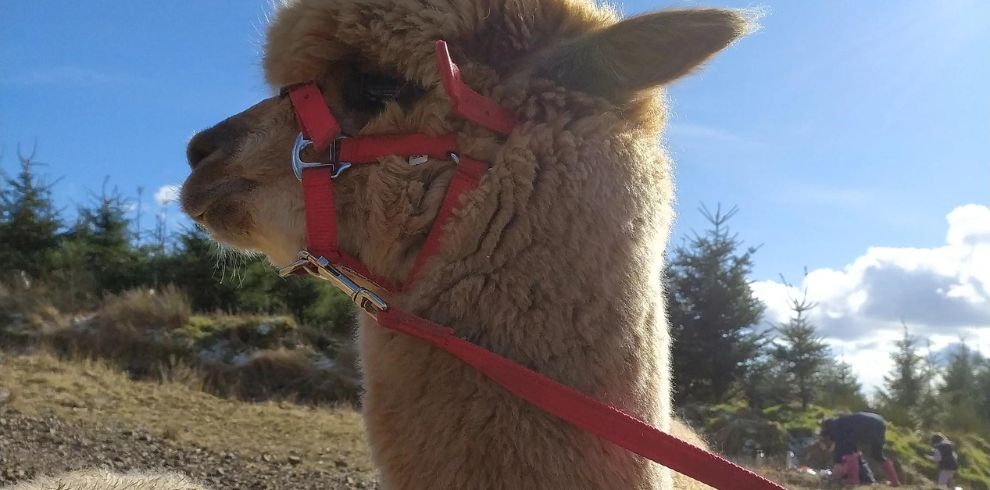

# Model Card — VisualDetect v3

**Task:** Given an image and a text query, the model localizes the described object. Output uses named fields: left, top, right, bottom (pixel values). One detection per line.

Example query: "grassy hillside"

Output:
left=4, top=284, right=987, bottom=488
left=1, top=285, right=363, bottom=404
left=688, top=402, right=990, bottom=489
left=5, top=351, right=989, bottom=489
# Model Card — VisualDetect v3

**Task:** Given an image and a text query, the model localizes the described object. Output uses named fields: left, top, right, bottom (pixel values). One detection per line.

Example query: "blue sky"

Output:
left=3, top=1, right=988, bottom=390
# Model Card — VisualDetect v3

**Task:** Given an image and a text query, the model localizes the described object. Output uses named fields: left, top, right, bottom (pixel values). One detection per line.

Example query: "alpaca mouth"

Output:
left=180, top=178, right=256, bottom=220
left=183, top=189, right=257, bottom=250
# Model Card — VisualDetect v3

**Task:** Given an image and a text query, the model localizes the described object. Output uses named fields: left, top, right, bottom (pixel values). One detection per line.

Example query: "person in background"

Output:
left=929, top=433, right=959, bottom=488
left=819, top=412, right=901, bottom=486
left=855, top=452, right=875, bottom=484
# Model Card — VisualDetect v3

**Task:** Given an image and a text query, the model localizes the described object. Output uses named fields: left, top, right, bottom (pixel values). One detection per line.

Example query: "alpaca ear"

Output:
left=538, top=9, right=751, bottom=99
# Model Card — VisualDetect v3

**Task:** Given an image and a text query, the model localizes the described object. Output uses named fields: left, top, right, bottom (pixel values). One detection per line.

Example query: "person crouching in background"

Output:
left=929, top=433, right=959, bottom=488
left=819, top=412, right=901, bottom=486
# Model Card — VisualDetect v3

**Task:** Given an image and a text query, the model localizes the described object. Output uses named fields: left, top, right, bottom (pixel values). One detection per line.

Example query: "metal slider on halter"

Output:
left=279, top=251, right=388, bottom=315
left=291, top=133, right=351, bottom=180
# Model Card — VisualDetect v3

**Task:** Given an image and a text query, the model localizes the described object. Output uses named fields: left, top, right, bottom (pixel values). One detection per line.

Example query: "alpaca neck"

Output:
left=357, top=123, right=674, bottom=488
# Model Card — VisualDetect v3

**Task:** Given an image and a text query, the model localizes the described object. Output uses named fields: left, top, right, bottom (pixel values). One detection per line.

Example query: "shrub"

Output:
left=97, top=285, right=191, bottom=333
left=203, top=348, right=361, bottom=404
left=174, top=314, right=300, bottom=358
left=302, top=282, right=356, bottom=336
left=0, top=279, right=64, bottom=348
left=956, top=434, right=990, bottom=490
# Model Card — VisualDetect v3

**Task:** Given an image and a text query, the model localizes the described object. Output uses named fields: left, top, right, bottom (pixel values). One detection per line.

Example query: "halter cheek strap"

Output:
left=287, top=42, right=511, bottom=291
left=280, top=40, right=785, bottom=490
left=434, top=40, right=516, bottom=135
left=287, top=83, right=339, bottom=152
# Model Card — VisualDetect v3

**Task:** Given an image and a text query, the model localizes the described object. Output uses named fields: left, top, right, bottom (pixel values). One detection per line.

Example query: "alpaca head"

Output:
left=181, top=0, right=749, bottom=272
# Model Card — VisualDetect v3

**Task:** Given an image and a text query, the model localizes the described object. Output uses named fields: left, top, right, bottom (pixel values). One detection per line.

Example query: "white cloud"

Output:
left=155, top=184, right=181, bottom=206
left=752, top=204, right=990, bottom=392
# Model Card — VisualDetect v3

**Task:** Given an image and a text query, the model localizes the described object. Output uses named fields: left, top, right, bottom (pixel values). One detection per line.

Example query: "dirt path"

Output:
left=0, top=353, right=377, bottom=489
left=0, top=409, right=376, bottom=489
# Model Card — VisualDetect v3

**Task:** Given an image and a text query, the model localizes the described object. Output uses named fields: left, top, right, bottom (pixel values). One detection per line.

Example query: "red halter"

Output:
left=280, top=40, right=784, bottom=490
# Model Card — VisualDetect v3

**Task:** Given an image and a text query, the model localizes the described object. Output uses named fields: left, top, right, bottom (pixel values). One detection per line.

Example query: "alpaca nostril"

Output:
left=186, top=116, right=246, bottom=170
left=187, top=128, right=221, bottom=170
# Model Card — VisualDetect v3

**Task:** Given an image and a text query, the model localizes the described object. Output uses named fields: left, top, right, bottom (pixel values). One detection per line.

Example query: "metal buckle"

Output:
left=279, top=251, right=388, bottom=315
left=291, top=134, right=351, bottom=181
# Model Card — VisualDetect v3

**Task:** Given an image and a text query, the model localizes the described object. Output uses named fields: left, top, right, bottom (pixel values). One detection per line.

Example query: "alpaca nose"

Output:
left=186, top=117, right=244, bottom=170
left=187, top=127, right=220, bottom=170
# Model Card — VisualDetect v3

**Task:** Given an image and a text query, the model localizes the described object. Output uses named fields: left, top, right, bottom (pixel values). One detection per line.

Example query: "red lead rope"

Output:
left=375, top=308, right=786, bottom=490
left=286, top=39, right=785, bottom=490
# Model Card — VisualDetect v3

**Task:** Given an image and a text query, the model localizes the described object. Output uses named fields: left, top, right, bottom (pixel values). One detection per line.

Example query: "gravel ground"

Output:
left=0, top=408, right=378, bottom=490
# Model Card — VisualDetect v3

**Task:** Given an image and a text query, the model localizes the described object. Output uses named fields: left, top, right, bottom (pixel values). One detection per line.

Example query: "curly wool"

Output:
left=7, top=470, right=208, bottom=490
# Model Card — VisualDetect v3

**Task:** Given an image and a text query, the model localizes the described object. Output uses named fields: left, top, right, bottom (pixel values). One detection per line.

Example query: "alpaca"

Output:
left=179, top=0, right=750, bottom=488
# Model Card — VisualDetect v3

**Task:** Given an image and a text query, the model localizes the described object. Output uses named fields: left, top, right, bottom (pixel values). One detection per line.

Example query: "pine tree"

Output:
left=879, top=323, right=925, bottom=427
left=975, top=357, right=990, bottom=429
left=817, top=358, right=868, bottom=410
left=772, top=293, right=829, bottom=409
left=68, top=183, right=142, bottom=296
left=915, top=340, right=943, bottom=429
left=941, top=340, right=978, bottom=403
left=165, top=225, right=239, bottom=312
left=0, top=146, right=62, bottom=279
left=666, top=204, right=765, bottom=404
left=227, top=256, right=282, bottom=313
left=741, top=350, right=793, bottom=409
left=273, top=274, right=325, bottom=323
left=939, top=341, right=987, bottom=433
left=50, top=237, right=94, bottom=310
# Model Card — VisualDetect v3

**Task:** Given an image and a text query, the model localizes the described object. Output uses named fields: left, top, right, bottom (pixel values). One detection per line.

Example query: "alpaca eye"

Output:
left=343, top=71, right=423, bottom=114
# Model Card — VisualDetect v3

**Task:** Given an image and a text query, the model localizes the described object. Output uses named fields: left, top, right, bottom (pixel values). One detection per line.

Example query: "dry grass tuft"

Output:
left=97, top=285, right=191, bottom=333
left=0, top=280, right=65, bottom=345
left=202, top=348, right=362, bottom=403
